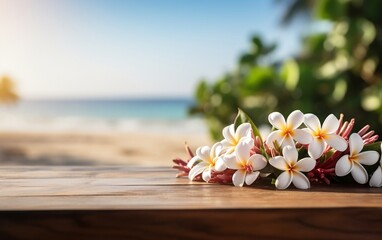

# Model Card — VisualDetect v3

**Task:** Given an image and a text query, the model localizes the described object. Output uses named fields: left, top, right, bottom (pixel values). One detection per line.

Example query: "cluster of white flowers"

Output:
left=186, top=110, right=382, bottom=189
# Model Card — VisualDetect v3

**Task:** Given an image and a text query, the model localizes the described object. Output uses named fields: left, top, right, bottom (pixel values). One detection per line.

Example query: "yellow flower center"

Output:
left=349, top=155, right=358, bottom=162
left=209, top=157, right=217, bottom=167
left=314, top=130, right=327, bottom=140
left=286, top=162, right=298, bottom=173
left=240, top=160, right=253, bottom=173
left=281, top=127, right=293, bottom=137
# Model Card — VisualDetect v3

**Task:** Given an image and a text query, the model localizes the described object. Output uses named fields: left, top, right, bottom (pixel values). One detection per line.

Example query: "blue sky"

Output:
left=0, top=0, right=306, bottom=99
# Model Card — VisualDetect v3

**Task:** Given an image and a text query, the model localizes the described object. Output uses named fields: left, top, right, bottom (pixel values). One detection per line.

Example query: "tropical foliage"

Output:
left=190, top=0, right=382, bottom=140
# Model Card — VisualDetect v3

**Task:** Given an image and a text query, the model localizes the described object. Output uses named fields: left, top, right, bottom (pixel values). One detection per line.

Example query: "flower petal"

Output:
left=293, top=129, right=313, bottom=144
left=223, top=146, right=235, bottom=155
left=370, top=166, right=382, bottom=187
left=248, top=154, right=267, bottom=171
left=196, top=146, right=211, bottom=162
left=268, top=112, right=286, bottom=130
left=357, top=151, right=379, bottom=166
left=245, top=171, right=260, bottom=185
left=188, top=163, right=207, bottom=180
left=304, top=114, right=321, bottom=132
left=351, top=162, right=368, bottom=184
left=287, top=110, right=304, bottom=129
left=222, top=124, right=235, bottom=144
left=265, top=130, right=283, bottom=148
left=349, top=133, right=363, bottom=155
left=308, top=139, right=326, bottom=159
left=292, top=171, right=310, bottom=189
left=187, top=156, right=200, bottom=168
left=238, top=137, right=254, bottom=149
left=214, top=158, right=227, bottom=172
left=322, top=114, right=339, bottom=134
left=335, top=155, right=353, bottom=176
left=211, top=142, right=223, bottom=159
left=220, top=139, right=230, bottom=148
left=282, top=145, right=298, bottom=165
left=295, top=157, right=316, bottom=172
left=235, top=141, right=251, bottom=162
left=236, top=123, right=251, bottom=139
left=223, top=154, right=240, bottom=169
left=232, top=169, right=246, bottom=187
left=325, top=134, right=348, bottom=152
left=202, top=169, right=211, bottom=182
left=269, top=156, right=288, bottom=171
left=280, top=135, right=295, bottom=148
left=275, top=171, right=292, bottom=189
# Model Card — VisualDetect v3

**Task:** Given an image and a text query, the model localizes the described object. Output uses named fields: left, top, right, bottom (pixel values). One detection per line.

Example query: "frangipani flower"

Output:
left=335, top=133, right=379, bottom=184
left=223, top=140, right=267, bottom=187
left=187, top=142, right=226, bottom=182
left=369, top=143, right=382, bottom=187
left=221, top=123, right=252, bottom=155
left=304, top=114, right=347, bottom=159
left=269, top=146, right=316, bottom=189
left=266, top=110, right=312, bottom=148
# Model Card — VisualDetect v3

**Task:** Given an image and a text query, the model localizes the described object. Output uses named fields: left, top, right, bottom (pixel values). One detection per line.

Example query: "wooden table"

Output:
left=0, top=166, right=382, bottom=239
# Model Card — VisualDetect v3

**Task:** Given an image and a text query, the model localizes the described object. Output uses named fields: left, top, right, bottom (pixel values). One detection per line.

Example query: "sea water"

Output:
left=0, top=98, right=207, bottom=134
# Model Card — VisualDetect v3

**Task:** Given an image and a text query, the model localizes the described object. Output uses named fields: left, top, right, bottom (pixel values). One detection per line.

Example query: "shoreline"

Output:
left=0, top=131, right=212, bottom=166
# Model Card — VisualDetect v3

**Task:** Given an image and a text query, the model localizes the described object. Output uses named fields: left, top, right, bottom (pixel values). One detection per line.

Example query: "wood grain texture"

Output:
left=1, top=209, right=382, bottom=240
left=1, top=166, right=382, bottom=239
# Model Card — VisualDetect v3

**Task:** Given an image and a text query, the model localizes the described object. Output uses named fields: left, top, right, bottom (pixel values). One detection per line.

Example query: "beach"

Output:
left=0, top=99, right=212, bottom=166
left=0, top=131, right=211, bottom=166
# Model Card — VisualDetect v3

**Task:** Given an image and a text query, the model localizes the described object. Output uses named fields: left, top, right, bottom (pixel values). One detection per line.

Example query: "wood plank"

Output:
left=1, top=209, right=382, bottom=240
left=1, top=166, right=382, bottom=239
left=0, top=166, right=382, bottom=210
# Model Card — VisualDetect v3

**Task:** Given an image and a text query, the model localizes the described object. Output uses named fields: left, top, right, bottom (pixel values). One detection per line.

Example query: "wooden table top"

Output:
left=1, top=166, right=382, bottom=211
left=1, top=166, right=382, bottom=239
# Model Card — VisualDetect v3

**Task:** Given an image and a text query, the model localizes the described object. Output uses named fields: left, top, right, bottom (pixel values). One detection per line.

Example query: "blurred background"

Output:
left=0, top=0, right=381, bottom=166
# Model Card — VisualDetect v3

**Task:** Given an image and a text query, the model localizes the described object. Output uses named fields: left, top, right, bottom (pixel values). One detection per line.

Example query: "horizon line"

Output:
left=19, top=96, right=195, bottom=101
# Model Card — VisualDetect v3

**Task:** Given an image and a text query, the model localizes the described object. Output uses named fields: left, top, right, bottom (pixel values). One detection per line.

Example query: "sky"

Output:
left=0, top=0, right=306, bottom=99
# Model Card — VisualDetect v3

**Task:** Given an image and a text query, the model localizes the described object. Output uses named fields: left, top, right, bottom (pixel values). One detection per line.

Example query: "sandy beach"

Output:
left=0, top=131, right=211, bottom=166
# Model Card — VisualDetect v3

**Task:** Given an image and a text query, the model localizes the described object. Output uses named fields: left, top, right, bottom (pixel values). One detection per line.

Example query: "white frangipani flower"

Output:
left=221, top=123, right=252, bottom=155
left=269, top=146, right=316, bottom=189
left=369, top=143, right=382, bottom=187
left=266, top=110, right=312, bottom=148
left=304, top=113, right=348, bottom=159
left=223, top=140, right=267, bottom=187
left=187, top=142, right=226, bottom=182
left=335, top=133, right=379, bottom=184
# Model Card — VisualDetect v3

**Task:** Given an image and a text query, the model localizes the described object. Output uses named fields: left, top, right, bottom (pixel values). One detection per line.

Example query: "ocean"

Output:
left=0, top=98, right=207, bottom=134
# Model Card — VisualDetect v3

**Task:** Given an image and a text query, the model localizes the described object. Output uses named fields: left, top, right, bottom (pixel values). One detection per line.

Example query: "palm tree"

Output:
left=0, top=75, right=19, bottom=104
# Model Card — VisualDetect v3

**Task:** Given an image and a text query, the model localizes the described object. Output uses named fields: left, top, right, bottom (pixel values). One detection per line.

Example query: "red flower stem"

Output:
left=358, top=125, right=370, bottom=136
left=362, top=130, right=375, bottom=139
left=341, top=119, right=355, bottom=139
left=338, top=121, right=349, bottom=136
left=318, top=149, right=348, bottom=169
left=364, top=135, right=379, bottom=145
left=185, top=143, right=194, bottom=158
left=336, top=114, right=344, bottom=134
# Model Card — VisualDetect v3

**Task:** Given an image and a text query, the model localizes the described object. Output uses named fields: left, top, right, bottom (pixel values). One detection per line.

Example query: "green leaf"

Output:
left=239, top=53, right=256, bottom=65
left=251, top=36, right=263, bottom=55
left=315, top=0, right=345, bottom=21
left=271, top=178, right=276, bottom=185
left=243, top=66, right=275, bottom=91
left=363, top=141, right=382, bottom=153
left=194, top=80, right=209, bottom=104
left=234, top=108, right=263, bottom=143
left=281, top=59, right=300, bottom=91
